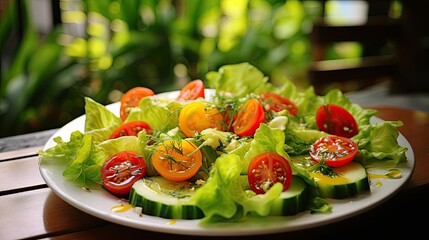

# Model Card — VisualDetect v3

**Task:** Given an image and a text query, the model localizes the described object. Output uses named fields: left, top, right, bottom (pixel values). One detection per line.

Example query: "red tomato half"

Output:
left=315, top=104, right=358, bottom=138
left=177, top=79, right=205, bottom=101
left=232, top=98, right=265, bottom=137
left=248, top=152, right=293, bottom=194
left=101, top=151, right=147, bottom=196
left=260, top=92, right=298, bottom=115
left=309, top=136, right=358, bottom=168
left=109, top=121, right=152, bottom=139
left=120, top=87, right=155, bottom=121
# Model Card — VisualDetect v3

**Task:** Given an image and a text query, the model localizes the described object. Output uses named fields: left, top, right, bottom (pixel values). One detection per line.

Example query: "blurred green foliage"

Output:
left=0, top=0, right=322, bottom=137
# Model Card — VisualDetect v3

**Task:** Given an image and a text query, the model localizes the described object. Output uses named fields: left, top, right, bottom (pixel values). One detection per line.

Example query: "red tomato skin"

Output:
left=260, top=92, right=298, bottom=115
left=120, top=87, right=155, bottom=121
left=309, top=136, right=358, bottom=168
left=315, top=104, right=358, bottom=138
left=109, top=121, right=152, bottom=139
left=247, top=152, right=293, bottom=194
left=177, top=79, right=205, bottom=101
left=232, top=99, right=265, bottom=137
left=101, top=151, right=146, bottom=196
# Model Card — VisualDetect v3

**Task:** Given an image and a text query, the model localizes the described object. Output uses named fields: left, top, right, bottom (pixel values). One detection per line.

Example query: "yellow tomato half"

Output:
left=178, top=101, right=225, bottom=137
left=151, top=139, right=202, bottom=181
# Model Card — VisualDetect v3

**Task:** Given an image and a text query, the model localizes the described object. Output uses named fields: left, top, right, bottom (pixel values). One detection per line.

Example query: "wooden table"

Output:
left=1, top=106, right=428, bottom=240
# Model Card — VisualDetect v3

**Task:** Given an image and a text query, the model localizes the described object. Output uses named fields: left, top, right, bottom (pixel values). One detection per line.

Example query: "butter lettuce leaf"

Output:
left=242, top=124, right=288, bottom=174
left=206, top=62, right=270, bottom=97
left=96, top=136, right=140, bottom=157
left=39, top=131, right=107, bottom=187
left=38, top=130, right=85, bottom=165
left=126, top=97, right=181, bottom=133
left=353, top=120, right=408, bottom=167
left=62, top=134, right=106, bottom=186
left=84, top=97, right=121, bottom=144
left=193, top=154, right=282, bottom=225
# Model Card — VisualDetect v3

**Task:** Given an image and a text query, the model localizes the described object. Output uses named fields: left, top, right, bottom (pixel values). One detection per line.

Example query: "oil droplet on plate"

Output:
left=368, top=173, right=389, bottom=179
left=387, top=168, right=402, bottom=179
left=111, top=204, right=133, bottom=213
left=375, top=181, right=382, bottom=187
left=368, top=168, right=403, bottom=180
left=168, top=219, right=176, bottom=225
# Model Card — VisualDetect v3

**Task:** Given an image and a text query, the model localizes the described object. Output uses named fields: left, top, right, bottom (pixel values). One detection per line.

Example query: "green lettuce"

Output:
left=127, top=97, right=181, bottom=133
left=39, top=131, right=107, bottom=187
left=84, top=97, right=122, bottom=144
left=353, top=120, right=408, bottom=167
left=62, top=134, right=106, bottom=185
left=97, top=136, right=140, bottom=157
left=192, top=154, right=283, bottom=225
left=277, top=81, right=321, bottom=116
left=242, top=124, right=289, bottom=174
left=206, top=62, right=271, bottom=96
left=38, top=130, right=86, bottom=165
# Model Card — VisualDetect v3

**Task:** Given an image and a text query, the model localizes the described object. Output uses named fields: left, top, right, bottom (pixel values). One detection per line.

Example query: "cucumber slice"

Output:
left=269, top=176, right=309, bottom=216
left=129, top=177, right=204, bottom=219
left=310, top=161, right=370, bottom=199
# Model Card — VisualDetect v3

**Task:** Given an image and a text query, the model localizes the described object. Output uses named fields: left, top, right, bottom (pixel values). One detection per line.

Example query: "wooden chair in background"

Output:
left=308, top=0, right=429, bottom=95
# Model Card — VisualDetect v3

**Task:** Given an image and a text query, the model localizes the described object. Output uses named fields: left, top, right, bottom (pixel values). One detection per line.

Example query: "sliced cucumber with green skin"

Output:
left=269, top=176, right=309, bottom=216
left=129, top=176, right=204, bottom=219
left=310, top=161, right=370, bottom=199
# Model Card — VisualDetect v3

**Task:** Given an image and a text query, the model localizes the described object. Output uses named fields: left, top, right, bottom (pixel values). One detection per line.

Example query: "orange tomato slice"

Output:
left=120, top=87, right=155, bottom=121
left=178, top=101, right=225, bottom=137
left=177, top=79, right=205, bottom=101
left=151, top=139, right=202, bottom=181
left=232, top=98, right=265, bottom=137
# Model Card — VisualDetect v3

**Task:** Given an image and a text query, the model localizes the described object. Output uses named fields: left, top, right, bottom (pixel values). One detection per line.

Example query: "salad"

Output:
left=38, top=62, right=408, bottom=226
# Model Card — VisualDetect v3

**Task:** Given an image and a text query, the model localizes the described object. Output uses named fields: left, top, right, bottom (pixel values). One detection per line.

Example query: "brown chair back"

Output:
left=308, top=0, right=428, bottom=95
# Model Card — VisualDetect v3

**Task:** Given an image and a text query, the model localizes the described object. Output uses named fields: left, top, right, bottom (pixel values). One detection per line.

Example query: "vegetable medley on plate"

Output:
left=38, top=62, right=408, bottom=225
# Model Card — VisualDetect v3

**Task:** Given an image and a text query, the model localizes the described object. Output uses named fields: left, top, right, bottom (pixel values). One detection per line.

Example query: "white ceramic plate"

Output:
left=39, top=90, right=415, bottom=236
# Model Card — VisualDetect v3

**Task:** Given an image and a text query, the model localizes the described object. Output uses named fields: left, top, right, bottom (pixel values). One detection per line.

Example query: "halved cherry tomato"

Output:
left=109, top=121, right=152, bottom=139
left=120, top=87, right=155, bottom=121
left=177, top=79, right=205, bottom=101
left=101, top=151, right=146, bottom=196
left=260, top=92, right=298, bottom=115
left=247, top=152, right=293, bottom=194
left=178, top=101, right=225, bottom=137
left=315, top=104, right=358, bottom=138
left=232, top=98, right=265, bottom=137
left=151, top=139, right=202, bottom=181
left=309, top=136, right=358, bottom=168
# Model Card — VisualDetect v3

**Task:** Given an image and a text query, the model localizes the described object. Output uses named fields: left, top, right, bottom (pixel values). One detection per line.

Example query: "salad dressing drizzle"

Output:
left=368, top=168, right=403, bottom=180
left=111, top=203, right=133, bottom=213
left=168, top=219, right=177, bottom=225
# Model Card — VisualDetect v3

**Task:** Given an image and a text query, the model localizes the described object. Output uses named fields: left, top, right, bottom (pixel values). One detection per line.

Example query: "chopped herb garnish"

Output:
left=308, top=159, right=337, bottom=177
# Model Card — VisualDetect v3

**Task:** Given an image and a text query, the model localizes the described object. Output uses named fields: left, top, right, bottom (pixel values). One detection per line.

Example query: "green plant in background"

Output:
left=0, top=0, right=321, bottom=138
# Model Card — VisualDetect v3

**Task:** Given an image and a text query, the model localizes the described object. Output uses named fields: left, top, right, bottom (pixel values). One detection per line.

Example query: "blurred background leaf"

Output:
left=4, top=0, right=380, bottom=137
